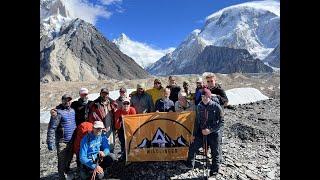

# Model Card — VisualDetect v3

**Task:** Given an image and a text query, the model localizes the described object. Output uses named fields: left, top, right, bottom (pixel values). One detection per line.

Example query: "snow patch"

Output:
left=225, top=87, right=269, bottom=105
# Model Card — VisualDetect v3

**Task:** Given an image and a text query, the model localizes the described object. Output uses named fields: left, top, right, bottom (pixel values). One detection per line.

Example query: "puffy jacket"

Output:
left=166, top=84, right=181, bottom=103
left=193, top=100, right=224, bottom=137
left=207, top=84, right=228, bottom=107
left=130, top=92, right=154, bottom=114
left=145, top=87, right=164, bottom=105
left=71, top=99, right=92, bottom=126
left=47, top=104, right=76, bottom=147
left=155, top=98, right=175, bottom=112
left=114, top=107, right=136, bottom=130
left=79, top=132, right=110, bottom=170
left=88, top=97, right=116, bottom=129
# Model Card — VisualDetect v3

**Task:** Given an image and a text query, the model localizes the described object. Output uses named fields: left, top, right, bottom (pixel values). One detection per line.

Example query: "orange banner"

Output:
left=123, top=111, right=196, bottom=162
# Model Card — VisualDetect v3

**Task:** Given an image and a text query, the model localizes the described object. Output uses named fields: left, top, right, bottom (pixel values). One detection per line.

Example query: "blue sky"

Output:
left=93, top=0, right=254, bottom=49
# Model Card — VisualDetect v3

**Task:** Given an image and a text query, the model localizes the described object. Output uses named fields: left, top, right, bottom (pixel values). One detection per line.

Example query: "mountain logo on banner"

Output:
left=137, top=127, right=189, bottom=148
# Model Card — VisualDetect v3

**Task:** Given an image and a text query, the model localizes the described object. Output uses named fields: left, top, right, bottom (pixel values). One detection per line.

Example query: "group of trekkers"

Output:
left=46, top=73, right=228, bottom=179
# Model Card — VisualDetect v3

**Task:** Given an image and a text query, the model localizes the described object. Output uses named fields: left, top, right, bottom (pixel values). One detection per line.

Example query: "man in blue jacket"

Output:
left=47, top=94, right=77, bottom=180
left=79, top=121, right=115, bottom=180
left=185, top=88, right=224, bottom=177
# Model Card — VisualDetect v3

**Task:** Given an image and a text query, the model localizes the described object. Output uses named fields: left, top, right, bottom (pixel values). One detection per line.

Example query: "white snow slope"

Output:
left=40, top=87, right=268, bottom=123
left=113, top=33, right=175, bottom=68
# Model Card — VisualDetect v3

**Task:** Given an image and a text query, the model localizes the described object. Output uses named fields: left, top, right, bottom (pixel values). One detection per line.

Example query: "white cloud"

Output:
left=100, top=0, right=122, bottom=5
left=64, top=0, right=112, bottom=25
left=113, top=34, right=175, bottom=68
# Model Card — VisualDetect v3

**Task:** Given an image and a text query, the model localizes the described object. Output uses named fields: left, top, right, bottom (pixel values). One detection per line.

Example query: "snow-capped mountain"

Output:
left=113, top=33, right=175, bottom=68
left=40, top=0, right=150, bottom=82
left=147, top=0, right=280, bottom=75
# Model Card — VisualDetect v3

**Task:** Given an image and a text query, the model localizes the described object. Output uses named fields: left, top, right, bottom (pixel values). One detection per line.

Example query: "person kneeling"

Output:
left=79, top=121, right=115, bottom=180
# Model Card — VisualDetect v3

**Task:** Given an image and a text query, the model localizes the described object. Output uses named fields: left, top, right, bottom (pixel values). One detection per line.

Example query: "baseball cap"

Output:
left=93, top=121, right=105, bottom=129
left=137, top=83, right=146, bottom=89
left=62, top=94, right=72, bottom=101
left=123, top=98, right=130, bottom=103
left=178, top=92, right=187, bottom=98
left=154, top=79, right=161, bottom=84
left=79, top=87, right=89, bottom=94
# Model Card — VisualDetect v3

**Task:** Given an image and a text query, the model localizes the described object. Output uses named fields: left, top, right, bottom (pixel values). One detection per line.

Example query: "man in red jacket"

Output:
left=114, top=98, right=136, bottom=161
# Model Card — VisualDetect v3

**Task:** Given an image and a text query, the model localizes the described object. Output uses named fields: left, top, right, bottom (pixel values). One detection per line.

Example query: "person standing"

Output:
left=88, top=88, right=117, bottom=150
left=205, top=73, right=228, bottom=107
left=114, top=98, right=136, bottom=160
left=47, top=94, right=77, bottom=180
left=130, top=83, right=154, bottom=114
left=146, top=79, right=164, bottom=105
left=155, top=88, right=175, bottom=112
left=166, top=76, right=181, bottom=104
left=194, top=77, right=204, bottom=106
left=71, top=87, right=93, bottom=169
left=115, top=87, right=128, bottom=110
left=185, top=89, right=224, bottom=177
left=182, top=81, right=193, bottom=101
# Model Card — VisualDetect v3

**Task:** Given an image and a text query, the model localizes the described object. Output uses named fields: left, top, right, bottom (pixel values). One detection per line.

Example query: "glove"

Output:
left=48, top=143, right=55, bottom=151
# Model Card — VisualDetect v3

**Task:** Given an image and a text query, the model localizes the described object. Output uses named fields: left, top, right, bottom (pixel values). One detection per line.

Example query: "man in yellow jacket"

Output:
left=146, top=79, right=164, bottom=105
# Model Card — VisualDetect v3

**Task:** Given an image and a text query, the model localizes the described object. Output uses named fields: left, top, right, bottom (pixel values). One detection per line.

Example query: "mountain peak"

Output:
left=41, top=0, right=70, bottom=21
left=205, top=0, right=280, bottom=23
left=113, top=34, right=175, bottom=68
left=119, top=33, right=129, bottom=40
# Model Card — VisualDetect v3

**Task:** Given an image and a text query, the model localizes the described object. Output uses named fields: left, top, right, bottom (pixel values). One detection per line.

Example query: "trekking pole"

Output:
left=204, top=135, right=209, bottom=178
left=202, top=135, right=209, bottom=179
left=91, top=154, right=103, bottom=180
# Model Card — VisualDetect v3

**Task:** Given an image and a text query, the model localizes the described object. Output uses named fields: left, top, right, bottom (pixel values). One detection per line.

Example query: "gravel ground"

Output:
left=40, top=98, right=280, bottom=180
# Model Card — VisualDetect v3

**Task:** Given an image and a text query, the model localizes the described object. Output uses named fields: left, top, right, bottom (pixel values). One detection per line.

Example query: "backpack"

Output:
left=73, top=122, right=93, bottom=154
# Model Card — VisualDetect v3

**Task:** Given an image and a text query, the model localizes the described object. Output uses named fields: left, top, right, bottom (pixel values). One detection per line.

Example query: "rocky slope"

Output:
left=176, top=46, right=273, bottom=74
left=40, top=0, right=150, bottom=83
left=40, top=98, right=280, bottom=179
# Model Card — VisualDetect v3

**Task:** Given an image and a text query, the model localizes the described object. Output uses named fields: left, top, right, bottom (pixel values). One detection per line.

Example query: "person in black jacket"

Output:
left=70, top=87, right=92, bottom=169
left=71, top=88, right=92, bottom=126
left=155, top=88, right=175, bottom=112
left=184, top=88, right=224, bottom=177
left=205, top=73, right=228, bottom=164
left=166, top=76, right=181, bottom=103
left=205, top=73, right=228, bottom=107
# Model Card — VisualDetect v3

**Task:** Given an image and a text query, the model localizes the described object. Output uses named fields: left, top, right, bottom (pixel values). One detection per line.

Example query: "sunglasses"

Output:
left=120, top=91, right=126, bottom=93
left=154, top=82, right=161, bottom=85
left=207, top=80, right=214, bottom=83
left=123, top=102, right=130, bottom=105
